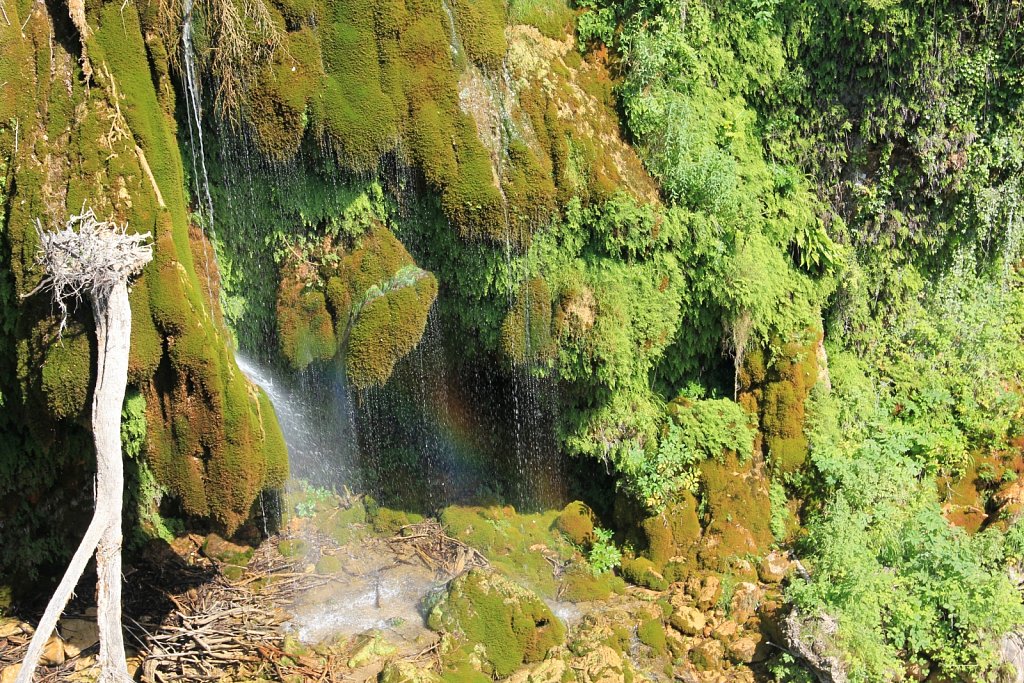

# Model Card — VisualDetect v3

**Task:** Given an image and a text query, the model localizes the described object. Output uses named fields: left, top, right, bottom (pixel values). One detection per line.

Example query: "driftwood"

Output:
left=388, top=520, right=489, bottom=577
left=17, top=210, right=152, bottom=683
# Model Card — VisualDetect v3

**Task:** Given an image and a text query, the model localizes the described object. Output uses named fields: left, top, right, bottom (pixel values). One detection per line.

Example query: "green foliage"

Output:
left=621, top=397, right=755, bottom=510
left=790, top=361, right=1024, bottom=681
left=587, top=527, right=622, bottom=575
left=427, top=569, right=565, bottom=677
left=294, top=483, right=332, bottom=518
left=508, top=0, right=574, bottom=39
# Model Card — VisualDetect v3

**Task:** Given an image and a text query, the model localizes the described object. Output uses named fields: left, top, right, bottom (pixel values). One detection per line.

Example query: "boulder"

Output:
left=670, top=606, right=706, bottom=636
left=201, top=533, right=254, bottom=566
left=380, top=661, right=444, bottom=683
left=347, top=632, right=396, bottom=668
left=728, top=636, right=758, bottom=663
left=0, top=619, right=22, bottom=639
left=783, top=609, right=848, bottom=683
left=711, top=619, right=738, bottom=642
left=507, top=658, right=567, bottom=683
left=730, top=582, right=762, bottom=623
left=689, top=639, right=723, bottom=671
left=42, top=635, right=65, bottom=666
left=574, top=645, right=624, bottom=683
left=758, top=551, right=791, bottom=584
left=697, top=576, right=721, bottom=610
left=1000, top=631, right=1024, bottom=683
left=60, top=618, right=99, bottom=657
left=427, top=569, right=565, bottom=678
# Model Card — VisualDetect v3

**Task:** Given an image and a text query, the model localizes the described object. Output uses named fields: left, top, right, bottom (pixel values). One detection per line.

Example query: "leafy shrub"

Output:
left=588, top=527, right=622, bottom=575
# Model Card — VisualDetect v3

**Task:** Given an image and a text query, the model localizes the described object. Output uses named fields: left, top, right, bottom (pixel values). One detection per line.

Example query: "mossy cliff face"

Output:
left=427, top=568, right=565, bottom=678
left=169, top=0, right=653, bottom=250
left=738, top=332, right=821, bottom=475
left=276, top=223, right=438, bottom=389
left=0, top=0, right=288, bottom=572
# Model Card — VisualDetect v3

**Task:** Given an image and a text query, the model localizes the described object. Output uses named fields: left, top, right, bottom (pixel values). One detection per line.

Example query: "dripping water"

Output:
left=180, top=0, right=224, bottom=320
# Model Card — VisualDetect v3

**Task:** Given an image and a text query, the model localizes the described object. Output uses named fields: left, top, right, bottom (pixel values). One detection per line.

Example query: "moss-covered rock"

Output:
left=640, top=492, right=701, bottom=567
left=559, top=567, right=623, bottom=603
left=277, top=538, right=309, bottom=558
left=276, top=224, right=438, bottom=389
left=202, top=533, right=254, bottom=566
left=620, top=557, right=668, bottom=592
left=427, top=568, right=565, bottom=677
left=554, top=500, right=596, bottom=546
left=698, top=452, right=773, bottom=572
left=637, top=617, right=667, bottom=655
left=315, top=554, right=342, bottom=574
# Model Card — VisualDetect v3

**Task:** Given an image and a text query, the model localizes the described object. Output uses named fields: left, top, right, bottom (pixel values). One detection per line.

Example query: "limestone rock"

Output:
left=728, top=636, right=757, bottom=663
left=730, top=582, right=762, bottom=623
left=758, top=551, right=792, bottom=584
left=783, top=609, right=847, bottom=683
left=60, top=618, right=99, bottom=658
left=380, top=660, right=444, bottom=683
left=689, top=639, right=723, bottom=671
left=711, top=619, right=738, bottom=642
left=1000, top=631, right=1024, bottom=683
left=575, top=645, right=624, bottom=683
left=671, top=605, right=706, bottom=636
left=0, top=619, right=22, bottom=639
left=697, top=576, right=722, bottom=610
left=507, top=658, right=567, bottom=683
left=347, top=632, right=396, bottom=668
left=42, top=635, right=65, bottom=666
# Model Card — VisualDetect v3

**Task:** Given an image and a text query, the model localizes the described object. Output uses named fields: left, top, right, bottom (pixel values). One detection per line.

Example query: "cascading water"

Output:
left=235, top=352, right=361, bottom=489
left=181, top=0, right=215, bottom=230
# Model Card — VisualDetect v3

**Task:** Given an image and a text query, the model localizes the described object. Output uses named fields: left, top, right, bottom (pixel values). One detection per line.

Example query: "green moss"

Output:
left=640, top=493, right=701, bottom=567
left=744, top=335, right=819, bottom=474
left=502, top=277, right=555, bottom=365
left=278, top=538, right=309, bottom=558
left=440, top=662, right=492, bottom=683
left=371, top=507, right=419, bottom=534
left=127, top=279, right=163, bottom=384
left=620, top=557, right=668, bottom=591
left=451, top=0, right=506, bottom=70
left=40, top=323, right=93, bottom=421
left=428, top=568, right=565, bottom=677
left=638, top=618, right=667, bottom=655
left=559, top=567, right=622, bottom=602
left=554, top=501, right=596, bottom=546
left=277, top=283, right=338, bottom=371
left=698, top=452, right=773, bottom=571
left=316, top=554, right=343, bottom=574
left=509, top=0, right=574, bottom=39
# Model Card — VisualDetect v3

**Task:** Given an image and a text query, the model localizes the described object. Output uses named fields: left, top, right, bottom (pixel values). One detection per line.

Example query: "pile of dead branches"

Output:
left=388, top=520, right=488, bottom=577
left=129, top=576, right=284, bottom=682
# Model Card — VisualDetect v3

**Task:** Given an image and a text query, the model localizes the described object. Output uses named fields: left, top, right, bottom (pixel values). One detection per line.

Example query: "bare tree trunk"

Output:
left=17, top=282, right=131, bottom=683
left=91, top=283, right=130, bottom=682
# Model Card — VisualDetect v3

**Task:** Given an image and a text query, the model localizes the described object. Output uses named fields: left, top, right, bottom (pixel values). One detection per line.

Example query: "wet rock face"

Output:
left=427, top=568, right=565, bottom=677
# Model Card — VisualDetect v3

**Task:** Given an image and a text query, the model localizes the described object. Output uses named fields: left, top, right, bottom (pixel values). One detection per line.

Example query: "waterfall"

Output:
left=181, top=0, right=220, bottom=308
left=440, top=0, right=463, bottom=61
left=235, top=352, right=361, bottom=489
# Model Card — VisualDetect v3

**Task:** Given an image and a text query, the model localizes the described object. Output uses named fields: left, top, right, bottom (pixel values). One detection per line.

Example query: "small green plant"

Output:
left=295, top=484, right=332, bottom=518
left=588, top=527, right=622, bottom=575
left=769, top=479, right=790, bottom=541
